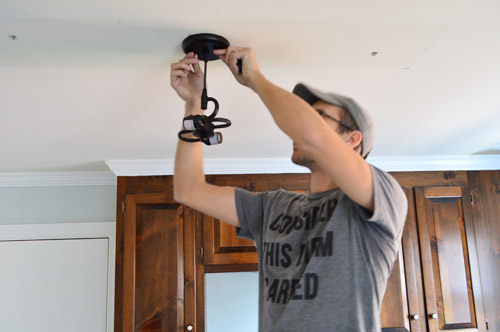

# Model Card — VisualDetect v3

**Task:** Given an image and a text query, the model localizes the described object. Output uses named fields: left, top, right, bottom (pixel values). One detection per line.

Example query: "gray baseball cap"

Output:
left=293, top=82, right=374, bottom=158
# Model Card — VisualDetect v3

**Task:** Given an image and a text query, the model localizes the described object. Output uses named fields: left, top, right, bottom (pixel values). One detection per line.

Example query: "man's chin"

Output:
left=291, top=154, right=315, bottom=169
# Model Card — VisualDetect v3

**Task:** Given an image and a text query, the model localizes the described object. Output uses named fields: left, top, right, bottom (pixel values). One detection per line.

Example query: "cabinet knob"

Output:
left=430, top=313, right=438, bottom=319
left=186, top=324, right=194, bottom=331
left=411, top=314, right=419, bottom=320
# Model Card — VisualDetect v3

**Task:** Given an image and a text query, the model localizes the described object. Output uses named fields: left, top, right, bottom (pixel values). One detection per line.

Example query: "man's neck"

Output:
left=309, top=169, right=338, bottom=194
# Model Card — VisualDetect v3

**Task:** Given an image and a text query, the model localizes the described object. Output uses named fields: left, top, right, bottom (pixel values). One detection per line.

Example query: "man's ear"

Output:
left=345, top=130, right=362, bottom=150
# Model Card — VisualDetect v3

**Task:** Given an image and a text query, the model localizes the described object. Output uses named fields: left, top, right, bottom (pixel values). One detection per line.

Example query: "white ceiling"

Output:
left=1, top=0, right=499, bottom=172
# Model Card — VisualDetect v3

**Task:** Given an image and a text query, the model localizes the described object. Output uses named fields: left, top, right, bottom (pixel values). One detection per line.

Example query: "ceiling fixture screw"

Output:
left=9, top=35, right=18, bottom=40
left=371, top=51, right=378, bottom=56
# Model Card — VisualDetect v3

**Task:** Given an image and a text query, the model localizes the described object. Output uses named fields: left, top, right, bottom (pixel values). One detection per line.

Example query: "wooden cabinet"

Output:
left=114, top=178, right=201, bottom=332
left=116, top=191, right=185, bottom=332
left=114, top=171, right=498, bottom=332
left=415, top=186, right=485, bottom=332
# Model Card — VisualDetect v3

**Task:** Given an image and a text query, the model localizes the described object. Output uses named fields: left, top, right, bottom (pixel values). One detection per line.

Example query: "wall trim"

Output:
left=0, top=155, right=498, bottom=186
left=0, top=171, right=117, bottom=187
left=106, top=155, right=500, bottom=176
left=0, top=221, right=116, bottom=332
left=368, top=155, right=500, bottom=172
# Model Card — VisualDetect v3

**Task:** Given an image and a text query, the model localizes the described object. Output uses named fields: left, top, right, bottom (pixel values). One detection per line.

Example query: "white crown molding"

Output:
left=106, top=155, right=500, bottom=176
left=1, top=156, right=497, bottom=187
left=105, top=158, right=307, bottom=176
left=368, top=155, right=500, bottom=172
left=0, top=171, right=117, bottom=187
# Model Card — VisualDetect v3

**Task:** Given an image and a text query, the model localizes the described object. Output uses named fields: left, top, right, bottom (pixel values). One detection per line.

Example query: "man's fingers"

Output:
left=228, top=49, right=243, bottom=74
left=192, top=54, right=201, bottom=73
left=213, top=49, right=227, bottom=55
left=170, top=69, right=189, bottom=79
left=174, top=57, right=199, bottom=68
left=215, top=47, right=247, bottom=74
left=215, top=47, right=238, bottom=66
left=184, top=52, right=198, bottom=59
left=171, top=62, right=194, bottom=72
left=214, top=46, right=244, bottom=55
left=183, top=57, right=200, bottom=64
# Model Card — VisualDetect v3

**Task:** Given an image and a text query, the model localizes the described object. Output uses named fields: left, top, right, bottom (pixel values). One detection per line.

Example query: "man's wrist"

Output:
left=184, top=99, right=203, bottom=116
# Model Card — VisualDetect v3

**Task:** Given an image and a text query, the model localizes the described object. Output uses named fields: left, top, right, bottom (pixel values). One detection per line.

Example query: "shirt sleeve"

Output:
left=234, top=187, right=269, bottom=242
left=361, top=165, right=408, bottom=241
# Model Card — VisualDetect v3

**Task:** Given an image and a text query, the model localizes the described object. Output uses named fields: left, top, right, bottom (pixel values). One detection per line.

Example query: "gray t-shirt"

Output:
left=235, top=165, right=408, bottom=332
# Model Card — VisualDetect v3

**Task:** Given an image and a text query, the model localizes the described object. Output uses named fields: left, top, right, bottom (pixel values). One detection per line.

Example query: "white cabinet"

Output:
left=0, top=222, right=115, bottom=332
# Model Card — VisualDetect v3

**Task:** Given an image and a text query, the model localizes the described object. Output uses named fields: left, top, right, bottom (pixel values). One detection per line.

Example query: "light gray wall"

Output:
left=0, top=185, right=116, bottom=225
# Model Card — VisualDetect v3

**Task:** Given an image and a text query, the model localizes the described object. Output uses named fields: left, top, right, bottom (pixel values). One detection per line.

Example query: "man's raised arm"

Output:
left=171, top=52, right=239, bottom=227
left=214, top=47, right=374, bottom=211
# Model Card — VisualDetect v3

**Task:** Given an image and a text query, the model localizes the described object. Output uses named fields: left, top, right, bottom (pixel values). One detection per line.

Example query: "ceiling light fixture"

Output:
left=178, top=33, right=235, bottom=146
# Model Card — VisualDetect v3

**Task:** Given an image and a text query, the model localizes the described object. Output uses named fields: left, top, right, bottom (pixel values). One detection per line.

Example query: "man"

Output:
left=171, top=47, right=408, bottom=332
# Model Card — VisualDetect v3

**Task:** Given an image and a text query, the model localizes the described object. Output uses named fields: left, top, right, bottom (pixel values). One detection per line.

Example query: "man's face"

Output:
left=291, top=100, right=346, bottom=169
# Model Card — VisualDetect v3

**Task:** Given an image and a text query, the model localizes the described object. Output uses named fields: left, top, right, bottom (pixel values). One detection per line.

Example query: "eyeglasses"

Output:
left=315, top=109, right=355, bottom=132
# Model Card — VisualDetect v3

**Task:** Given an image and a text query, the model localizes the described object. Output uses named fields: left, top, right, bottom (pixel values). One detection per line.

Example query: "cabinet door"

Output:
left=202, top=189, right=308, bottom=267
left=203, top=215, right=258, bottom=266
left=415, top=187, right=486, bottom=332
left=380, top=188, right=426, bottom=332
left=117, top=193, right=185, bottom=332
left=469, top=171, right=500, bottom=332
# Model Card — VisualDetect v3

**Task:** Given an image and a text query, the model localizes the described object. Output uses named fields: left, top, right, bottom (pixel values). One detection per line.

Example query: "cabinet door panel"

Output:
left=202, top=190, right=308, bottom=266
left=122, top=193, right=184, bottom=332
left=219, top=220, right=256, bottom=249
left=381, top=187, right=426, bottom=332
left=203, top=215, right=258, bottom=266
left=468, top=171, right=500, bottom=332
left=415, top=187, right=485, bottom=332
left=381, top=249, right=410, bottom=331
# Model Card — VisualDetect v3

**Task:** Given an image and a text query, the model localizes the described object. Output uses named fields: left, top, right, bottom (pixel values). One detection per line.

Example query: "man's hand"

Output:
left=170, top=52, right=204, bottom=105
left=214, top=47, right=264, bottom=91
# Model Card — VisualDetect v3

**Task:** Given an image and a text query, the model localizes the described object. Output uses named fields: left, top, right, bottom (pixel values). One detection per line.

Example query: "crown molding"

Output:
left=105, top=158, right=307, bottom=176
left=0, top=172, right=117, bottom=187
left=368, top=155, right=500, bottom=172
left=106, top=155, right=500, bottom=176
left=1, top=156, right=497, bottom=187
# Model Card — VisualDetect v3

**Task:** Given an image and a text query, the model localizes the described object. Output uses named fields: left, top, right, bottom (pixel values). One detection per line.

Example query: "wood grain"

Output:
left=183, top=207, right=196, bottom=332
left=202, top=215, right=258, bottom=266
left=118, top=188, right=183, bottom=332
left=468, top=171, right=500, bottom=332
left=114, top=177, right=127, bottom=332
left=415, top=186, right=485, bottom=332
left=401, top=187, right=427, bottom=332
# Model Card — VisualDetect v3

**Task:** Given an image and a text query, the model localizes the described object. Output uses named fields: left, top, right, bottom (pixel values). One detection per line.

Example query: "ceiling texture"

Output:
left=1, top=0, right=499, bottom=172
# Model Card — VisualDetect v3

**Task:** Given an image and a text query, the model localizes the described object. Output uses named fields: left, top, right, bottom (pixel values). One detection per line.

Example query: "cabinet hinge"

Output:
left=470, top=193, right=475, bottom=205
left=121, top=202, right=126, bottom=214
left=200, top=247, right=204, bottom=261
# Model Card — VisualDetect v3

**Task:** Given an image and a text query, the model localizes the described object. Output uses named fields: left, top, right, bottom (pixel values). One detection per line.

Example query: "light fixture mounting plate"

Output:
left=182, top=33, right=230, bottom=62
